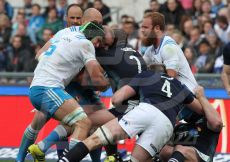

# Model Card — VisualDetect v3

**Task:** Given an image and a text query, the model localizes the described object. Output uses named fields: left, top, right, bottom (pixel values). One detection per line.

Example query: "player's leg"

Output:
left=129, top=103, right=173, bottom=162
left=28, top=86, right=90, bottom=161
left=58, top=118, right=128, bottom=162
left=16, top=111, right=48, bottom=162
left=31, top=124, right=72, bottom=154
left=159, top=145, right=174, bottom=162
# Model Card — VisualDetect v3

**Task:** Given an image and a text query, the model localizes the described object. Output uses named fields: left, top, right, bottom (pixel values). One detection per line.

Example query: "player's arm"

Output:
left=35, top=41, right=51, bottom=60
left=112, top=85, right=136, bottom=106
left=161, top=44, right=180, bottom=78
left=194, top=86, right=223, bottom=132
left=78, top=40, right=109, bottom=91
left=221, top=64, right=230, bottom=95
left=85, top=60, right=110, bottom=91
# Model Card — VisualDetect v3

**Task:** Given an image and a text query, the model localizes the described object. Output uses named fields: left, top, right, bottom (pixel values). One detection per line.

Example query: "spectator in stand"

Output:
left=121, top=16, right=138, bottom=48
left=0, top=0, right=13, bottom=20
left=75, top=0, right=93, bottom=11
left=200, top=0, right=215, bottom=19
left=214, top=15, right=230, bottom=44
left=13, top=23, right=33, bottom=51
left=27, top=4, right=45, bottom=45
left=0, top=43, right=8, bottom=83
left=165, top=23, right=176, bottom=37
left=93, top=0, right=111, bottom=25
left=202, top=20, right=214, bottom=37
left=144, top=0, right=163, bottom=13
left=206, top=30, right=224, bottom=58
left=211, top=0, right=225, bottom=15
left=0, top=13, right=11, bottom=47
left=43, top=0, right=57, bottom=18
left=188, top=26, right=203, bottom=53
left=195, top=39, right=215, bottom=73
left=24, top=0, right=33, bottom=20
left=171, top=30, right=187, bottom=51
left=162, top=0, right=185, bottom=29
left=38, top=28, right=53, bottom=46
left=181, top=17, right=194, bottom=41
left=197, top=13, right=212, bottom=30
left=37, top=8, right=63, bottom=41
left=184, top=46, right=197, bottom=74
left=57, top=0, right=68, bottom=20
left=6, top=35, right=36, bottom=84
left=12, top=11, right=27, bottom=36
left=190, top=0, right=202, bottom=21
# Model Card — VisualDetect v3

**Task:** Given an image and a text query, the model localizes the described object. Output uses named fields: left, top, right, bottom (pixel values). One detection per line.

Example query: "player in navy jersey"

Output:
left=165, top=85, right=222, bottom=162
left=221, top=42, right=230, bottom=95
left=58, top=66, right=211, bottom=162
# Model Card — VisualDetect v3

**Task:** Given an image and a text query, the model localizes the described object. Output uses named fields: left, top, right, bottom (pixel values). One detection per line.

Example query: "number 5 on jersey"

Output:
left=45, top=45, right=56, bottom=56
left=161, top=80, right=172, bottom=98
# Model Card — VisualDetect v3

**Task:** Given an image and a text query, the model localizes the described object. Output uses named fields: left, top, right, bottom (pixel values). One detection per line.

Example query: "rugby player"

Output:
left=140, top=11, right=222, bottom=162
left=221, top=42, right=230, bottom=95
left=16, top=7, right=105, bottom=162
left=166, top=86, right=222, bottom=162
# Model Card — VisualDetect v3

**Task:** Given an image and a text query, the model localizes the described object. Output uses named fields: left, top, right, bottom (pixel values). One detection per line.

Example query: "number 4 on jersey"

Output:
left=161, top=80, right=172, bottom=98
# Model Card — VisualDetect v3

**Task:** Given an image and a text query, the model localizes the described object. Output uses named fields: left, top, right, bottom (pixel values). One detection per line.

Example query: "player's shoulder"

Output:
left=143, top=45, right=153, bottom=56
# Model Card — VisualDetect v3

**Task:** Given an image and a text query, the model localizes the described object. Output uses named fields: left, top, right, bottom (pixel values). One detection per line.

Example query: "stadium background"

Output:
left=0, top=0, right=230, bottom=161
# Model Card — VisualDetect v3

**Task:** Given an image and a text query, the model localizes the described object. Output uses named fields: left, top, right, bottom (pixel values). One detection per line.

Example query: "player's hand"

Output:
left=194, top=85, right=205, bottom=99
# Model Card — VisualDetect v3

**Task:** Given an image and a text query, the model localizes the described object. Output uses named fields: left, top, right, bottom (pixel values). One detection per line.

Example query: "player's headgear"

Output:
left=80, top=21, right=105, bottom=40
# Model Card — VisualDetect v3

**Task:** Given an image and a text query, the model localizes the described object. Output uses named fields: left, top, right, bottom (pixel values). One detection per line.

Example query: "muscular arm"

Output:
left=112, top=85, right=136, bottom=106
left=194, top=86, right=223, bottom=132
left=221, top=65, right=230, bottom=95
left=35, top=41, right=51, bottom=60
left=85, top=60, right=110, bottom=92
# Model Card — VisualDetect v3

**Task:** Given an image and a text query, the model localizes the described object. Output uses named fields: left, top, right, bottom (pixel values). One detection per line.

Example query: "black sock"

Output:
left=168, top=151, right=185, bottom=162
left=105, top=144, right=118, bottom=156
left=58, top=142, right=89, bottom=162
left=56, top=138, right=69, bottom=159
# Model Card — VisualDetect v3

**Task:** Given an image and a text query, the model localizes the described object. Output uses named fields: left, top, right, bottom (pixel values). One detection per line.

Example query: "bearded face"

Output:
left=141, top=30, right=156, bottom=46
left=141, top=17, right=157, bottom=47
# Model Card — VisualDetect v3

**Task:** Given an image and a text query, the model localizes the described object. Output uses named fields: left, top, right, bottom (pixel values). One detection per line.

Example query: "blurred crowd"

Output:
left=0, top=0, right=229, bottom=84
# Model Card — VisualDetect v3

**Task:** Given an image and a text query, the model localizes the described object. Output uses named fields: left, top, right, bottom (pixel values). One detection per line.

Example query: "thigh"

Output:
left=29, top=86, right=73, bottom=117
left=88, top=109, right=115, bottom=127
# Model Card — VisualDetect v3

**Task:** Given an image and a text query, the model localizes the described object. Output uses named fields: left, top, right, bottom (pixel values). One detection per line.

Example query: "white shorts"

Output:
left=119, top=102, right=173, bottom=157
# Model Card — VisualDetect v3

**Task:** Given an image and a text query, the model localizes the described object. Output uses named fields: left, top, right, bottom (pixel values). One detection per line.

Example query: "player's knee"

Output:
left=75, top=117, right=92, bottom=131
left=62, top=107, right=87, bottom=127
left=94, top=125, right=114, bottom=146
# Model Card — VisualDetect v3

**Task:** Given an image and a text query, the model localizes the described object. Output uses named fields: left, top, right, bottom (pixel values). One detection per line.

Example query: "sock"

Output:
left=168, top=151, right=185, bottom=162
left=58, top=142, right=89, bottom=162
left=69, top=138, right=80, bottom=150
left=56, top=137, right=69, bottom=159
left=38, top=125, right=67, bottom=153
left=105, top=144, right=118, bottom=156
left=16, top=125, right=39, bottom=162
left=89, top=147, right=102, bottom=162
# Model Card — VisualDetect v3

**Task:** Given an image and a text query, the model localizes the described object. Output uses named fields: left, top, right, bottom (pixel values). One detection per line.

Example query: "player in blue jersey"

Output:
left=16, top=7, right=107, bottom=162
left=58, top=65, right=218, bottom=162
